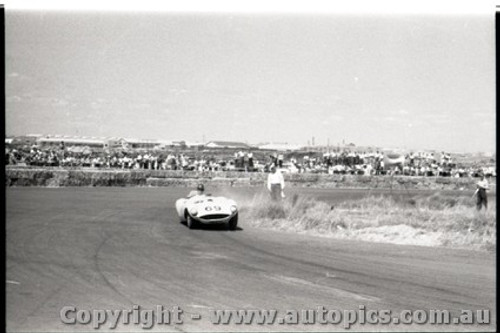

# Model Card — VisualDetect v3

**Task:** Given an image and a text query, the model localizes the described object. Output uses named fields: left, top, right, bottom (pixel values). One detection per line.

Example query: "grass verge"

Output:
left=241, top=192, right=496, bottom=251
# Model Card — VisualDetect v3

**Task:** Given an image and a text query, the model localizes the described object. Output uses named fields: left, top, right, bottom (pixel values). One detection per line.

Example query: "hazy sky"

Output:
left=5, top=7, right=496, bottom=153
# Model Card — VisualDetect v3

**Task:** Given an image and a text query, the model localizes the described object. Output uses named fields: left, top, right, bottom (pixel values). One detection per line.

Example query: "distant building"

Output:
left=104, top=137, right=125, bottom=149
left=205, top=141, right=251, bottom=149
left=121, top=138, right=161, bottom=150
left=172, top=140, right=187, bottom=148
left=9, top=134, right=41, bottom=146
left=37, top=135, right=106, bottom=149
left=34, top=136, right=195, bottom=150
left=184, top=141, right=205, bottom=148
left=257, top=142, right=302, bottom=151
left=479, top=151, right=494, bottom=158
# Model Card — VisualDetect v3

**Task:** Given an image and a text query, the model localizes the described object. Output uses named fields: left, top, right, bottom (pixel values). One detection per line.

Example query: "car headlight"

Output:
left=189, top=208, right=198, bottom=216
left=230, top=205, right=237, bottom=213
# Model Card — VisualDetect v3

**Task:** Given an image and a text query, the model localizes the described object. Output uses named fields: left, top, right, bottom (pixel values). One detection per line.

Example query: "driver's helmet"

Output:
left=197, top=184, right=205, bottom=192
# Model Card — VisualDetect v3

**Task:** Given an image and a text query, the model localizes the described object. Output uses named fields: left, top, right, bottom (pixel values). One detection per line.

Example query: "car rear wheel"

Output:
left=228, top=214, right=238, bottom=230
left=186, top=215, right=197, bottom=229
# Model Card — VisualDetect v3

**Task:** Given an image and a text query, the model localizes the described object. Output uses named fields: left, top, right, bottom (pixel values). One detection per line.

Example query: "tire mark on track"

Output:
left=27, top=284, right=64, bottom=317
left=93, top=233, right=135, bottom=305
left=152, top=213, right=490, bottom=310
left=222, top=230, right=478, bottom=307
left=89, top=220, right=187, bottom=333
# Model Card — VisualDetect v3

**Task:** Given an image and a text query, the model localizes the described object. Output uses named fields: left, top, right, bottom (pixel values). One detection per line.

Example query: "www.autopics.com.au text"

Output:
left=60, top=305, right=491, bottom=329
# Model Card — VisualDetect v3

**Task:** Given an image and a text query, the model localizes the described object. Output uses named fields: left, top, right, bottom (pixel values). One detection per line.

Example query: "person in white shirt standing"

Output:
left=267, top=165, right=285, bottom=201
left=473, top=175, right=489, bottom=211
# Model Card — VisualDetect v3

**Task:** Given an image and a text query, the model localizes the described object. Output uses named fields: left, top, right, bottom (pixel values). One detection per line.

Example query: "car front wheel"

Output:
left=228, top=214, right=238, bottom=231
left=186, top=215, right=197, bottom=229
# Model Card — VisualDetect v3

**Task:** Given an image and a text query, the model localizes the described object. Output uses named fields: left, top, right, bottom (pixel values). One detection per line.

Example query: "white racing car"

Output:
left=175, top=194, right=239, bottom=230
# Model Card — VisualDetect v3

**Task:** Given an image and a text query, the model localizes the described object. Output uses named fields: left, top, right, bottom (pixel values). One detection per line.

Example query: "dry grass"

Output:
left=241, top=192, right=496, bottom=251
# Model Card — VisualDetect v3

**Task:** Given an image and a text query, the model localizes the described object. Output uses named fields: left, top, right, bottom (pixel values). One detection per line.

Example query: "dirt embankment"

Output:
left=5, top=167, right=494, bottom=191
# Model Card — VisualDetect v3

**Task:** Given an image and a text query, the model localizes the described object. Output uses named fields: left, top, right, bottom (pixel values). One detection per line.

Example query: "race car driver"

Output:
left=187, top=183, right=205, bottom=198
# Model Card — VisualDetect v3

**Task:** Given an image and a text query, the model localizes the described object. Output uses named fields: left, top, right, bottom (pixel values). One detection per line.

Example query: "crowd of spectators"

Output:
left=293, top=150, right=495, bottom=178
left=5, top=145, right=496, bottom=179
left=5, top=146, right=254, bottom=172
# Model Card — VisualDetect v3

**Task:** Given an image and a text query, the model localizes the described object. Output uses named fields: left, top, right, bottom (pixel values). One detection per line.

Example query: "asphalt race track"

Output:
left=6, top=187, right=496, bottom=332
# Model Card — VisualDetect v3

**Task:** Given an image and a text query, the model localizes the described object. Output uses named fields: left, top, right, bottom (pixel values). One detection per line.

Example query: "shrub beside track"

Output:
left=243, top=193, right=496, bottom=251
